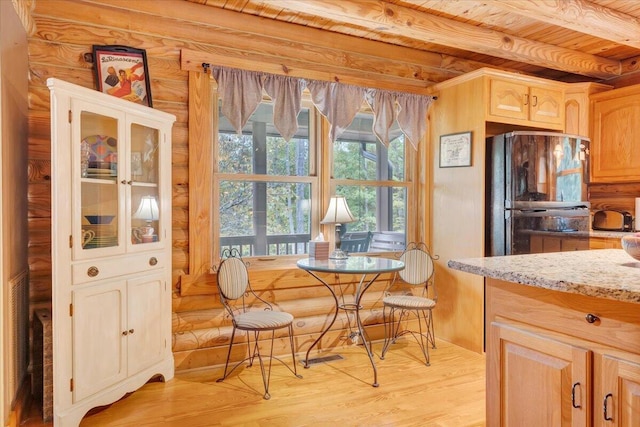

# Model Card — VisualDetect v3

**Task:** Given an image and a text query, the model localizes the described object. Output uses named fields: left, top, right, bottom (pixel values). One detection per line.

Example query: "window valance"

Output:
left=209, top=65, right=436, bottom=150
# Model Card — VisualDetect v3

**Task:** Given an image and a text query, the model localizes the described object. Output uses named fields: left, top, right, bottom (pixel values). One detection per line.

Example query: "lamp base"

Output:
left=329, top=249, right=348, bottom=259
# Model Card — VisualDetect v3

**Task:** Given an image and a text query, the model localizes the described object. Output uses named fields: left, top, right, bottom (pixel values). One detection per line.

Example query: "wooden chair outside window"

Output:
left=340, top=231, right=372, bottom=254
left=215, top=248, right=302, bottom=399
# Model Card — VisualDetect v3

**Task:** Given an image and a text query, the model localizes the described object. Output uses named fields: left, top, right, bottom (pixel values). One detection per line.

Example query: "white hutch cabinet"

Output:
left=47, top=78, right=175, bottom=426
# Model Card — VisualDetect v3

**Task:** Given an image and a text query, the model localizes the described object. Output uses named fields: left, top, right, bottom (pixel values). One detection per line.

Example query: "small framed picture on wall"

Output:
left=439, top=131, right=472, bottom=168
left=92, top=45, right=153, bottom=107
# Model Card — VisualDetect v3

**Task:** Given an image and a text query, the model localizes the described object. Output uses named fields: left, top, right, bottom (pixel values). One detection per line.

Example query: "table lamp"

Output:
left=321, top=195, right=355, bottom=259
left=133, top=195, right=159, bottom=240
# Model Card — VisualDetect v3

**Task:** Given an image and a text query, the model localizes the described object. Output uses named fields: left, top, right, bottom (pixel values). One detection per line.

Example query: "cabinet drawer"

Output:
left=488, top=278, right=640, bottom=354
left=72, top=251, right=165, bottom=284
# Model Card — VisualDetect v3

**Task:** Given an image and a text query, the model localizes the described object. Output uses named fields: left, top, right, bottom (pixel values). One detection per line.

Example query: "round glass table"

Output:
left=297, top=256, right=405, bottom=387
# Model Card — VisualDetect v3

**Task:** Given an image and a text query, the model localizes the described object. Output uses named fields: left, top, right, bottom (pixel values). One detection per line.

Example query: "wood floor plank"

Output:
left=23, top=340, right=486, bottom=426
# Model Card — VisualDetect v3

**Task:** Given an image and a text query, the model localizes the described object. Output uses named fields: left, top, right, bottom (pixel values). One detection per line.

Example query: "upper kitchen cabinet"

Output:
left=47, top=78, right=175, bottom=426
left=564, top=82, right=612, bottom=138
left=488, top=77, right=564, bottom=128
left=590, top=84, right=640, bottom=183
left=434, top=68, right=567, bottom=130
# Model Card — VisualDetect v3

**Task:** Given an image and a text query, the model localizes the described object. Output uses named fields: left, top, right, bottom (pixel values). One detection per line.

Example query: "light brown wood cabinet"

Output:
left=564, top=83, right=612, bottom=138
left=487, top=278, right=640, bottom=427
left=589, top=236, right=623, bottom=249
left=590, top=84, right=640, bottom=183
left=529, top=234, right=588, bottom=253
left=488, top=77, right=564, bottom=128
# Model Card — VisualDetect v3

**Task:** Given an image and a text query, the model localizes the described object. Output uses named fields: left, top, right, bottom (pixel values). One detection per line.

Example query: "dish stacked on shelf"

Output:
left=83, top=215, right=117, bottom=249
left=82, top=135, right=117, bottom=179
left=87, top=161, right=117, bottom=179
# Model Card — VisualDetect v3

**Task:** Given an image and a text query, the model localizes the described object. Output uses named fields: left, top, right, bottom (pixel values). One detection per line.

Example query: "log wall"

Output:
left=27, top=0, right=440, bottom=371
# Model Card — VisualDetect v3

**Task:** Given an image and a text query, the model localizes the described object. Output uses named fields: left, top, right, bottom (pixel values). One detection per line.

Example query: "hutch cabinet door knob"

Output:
left=87, top=266, right=99, bottom=277
left=149, top=257, right=158, bottom=266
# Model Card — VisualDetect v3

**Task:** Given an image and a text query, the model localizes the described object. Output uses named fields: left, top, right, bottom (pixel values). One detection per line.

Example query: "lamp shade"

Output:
left=321, top=196, right=355, bottom=225
left=133, top=195, right=159, bottom=222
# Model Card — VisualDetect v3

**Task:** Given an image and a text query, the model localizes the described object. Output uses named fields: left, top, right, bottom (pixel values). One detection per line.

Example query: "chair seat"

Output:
left=235, top=310, right=294, bottom=330
left=383, top=295, right=436, bottom=310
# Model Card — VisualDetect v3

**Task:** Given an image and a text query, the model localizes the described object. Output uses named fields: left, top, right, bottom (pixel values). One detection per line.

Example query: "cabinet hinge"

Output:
left=68, top=110, right=72, bottom=123
left=69, top=303, right=73, bottom=317
left=69, top=235, right=73, bottom=248
left=70, top=378, right=74, bottom=392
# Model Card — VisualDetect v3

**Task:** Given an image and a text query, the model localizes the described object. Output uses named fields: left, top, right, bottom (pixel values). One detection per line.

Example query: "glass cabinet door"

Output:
left=78, top=108, right=122, bottom=255
left=130, top=122, right=161, bottom=246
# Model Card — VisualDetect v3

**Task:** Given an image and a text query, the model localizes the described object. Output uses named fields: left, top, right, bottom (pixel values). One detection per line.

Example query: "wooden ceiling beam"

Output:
left=93, top=0, right=522, bottom=85
left=486, top=0, right=640, bottom=50
left=269, top=0, right=621, bottom=79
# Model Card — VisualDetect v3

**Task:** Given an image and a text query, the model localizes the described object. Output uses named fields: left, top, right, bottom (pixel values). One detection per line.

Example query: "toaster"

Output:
left=592, top=210, right=633, bottom=231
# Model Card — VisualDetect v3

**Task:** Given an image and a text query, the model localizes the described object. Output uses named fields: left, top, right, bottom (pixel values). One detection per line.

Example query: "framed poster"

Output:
left=439, top=131, right=472, bottom=168
left=92, top=45, right=152, bottom=107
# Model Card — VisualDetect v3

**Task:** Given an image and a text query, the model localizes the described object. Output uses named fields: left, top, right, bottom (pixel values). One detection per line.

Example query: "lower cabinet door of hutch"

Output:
left=73, top=282, right=127, bottom=402
left=595, top=353, right=640, bottom=427
left=72, top=272, right=166, bottom=403
left=126, top=273, right=165, bottom=375
left=490, top=322, right=589, bottom=427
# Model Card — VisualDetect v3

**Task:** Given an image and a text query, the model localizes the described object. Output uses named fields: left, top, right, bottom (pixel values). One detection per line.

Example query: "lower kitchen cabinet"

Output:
left=589, top=236, right=623, bottom=249
left=530, top=235, right=589, bottom=253
left=487, top=278, right=640, bottom=427
left=491, top=322, right=589, bottom=426
left=595, top=353, right=640, bottom=427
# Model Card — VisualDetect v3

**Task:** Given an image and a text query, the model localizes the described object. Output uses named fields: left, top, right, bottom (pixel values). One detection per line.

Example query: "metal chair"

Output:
left=380, top=242, right=438, bottom=366
left=215, top=248, right=302, bottom=399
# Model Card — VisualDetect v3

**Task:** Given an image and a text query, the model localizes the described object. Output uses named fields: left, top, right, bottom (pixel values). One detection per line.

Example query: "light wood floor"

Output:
left=24, top=340, right=486, bottom=426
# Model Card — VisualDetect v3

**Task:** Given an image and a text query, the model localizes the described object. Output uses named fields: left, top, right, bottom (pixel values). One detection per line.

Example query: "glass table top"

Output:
left=297, top=256, right=405, bottom=274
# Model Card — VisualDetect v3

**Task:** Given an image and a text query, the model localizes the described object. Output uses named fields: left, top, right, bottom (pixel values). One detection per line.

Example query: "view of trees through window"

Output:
left=217, top=102, right=313, bottom=256
left=215, top=99, right=409, bottom=257
left=333, top=113, right=407, bottom=238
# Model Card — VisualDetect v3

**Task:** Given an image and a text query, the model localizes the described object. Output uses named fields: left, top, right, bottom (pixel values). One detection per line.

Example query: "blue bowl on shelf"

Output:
left=84, top=215, right=115, bottom=225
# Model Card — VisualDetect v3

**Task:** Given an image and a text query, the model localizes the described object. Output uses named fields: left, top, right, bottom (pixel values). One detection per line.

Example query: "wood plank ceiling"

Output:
left=187, top=0, right=640, bottom=87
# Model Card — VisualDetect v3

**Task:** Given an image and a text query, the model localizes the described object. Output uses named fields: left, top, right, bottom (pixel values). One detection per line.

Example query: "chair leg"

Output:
left=416, top=309, right=430, bottom=366
left=255, top=331, right=273, bottom=400
left=288, top=324, right=302, bottom=379
left=217, top=326, right=237, bottom=382
left=381, top=306, right=403, bottom=359
left=380, top=307, right=431, bottom=366
left=427, top=308, right=436, bottom=349
left=219, top=325, right=301, bottom=399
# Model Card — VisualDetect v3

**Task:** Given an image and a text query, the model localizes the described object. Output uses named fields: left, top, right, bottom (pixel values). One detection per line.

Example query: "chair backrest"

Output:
left=370, top=231, right=406, bottom=252
left=341, top=231, right=372, bottom=253
left=399, top=245, right=435, bottom=287
left=217, top=256, right=249, bottom=300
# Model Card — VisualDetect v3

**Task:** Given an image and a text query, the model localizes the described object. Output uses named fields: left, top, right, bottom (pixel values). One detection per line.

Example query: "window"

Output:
left=332, top=110, right=409, bottom=248
left=215, top=101, right=316, bottom=257
left=214, top=98, right=415, bottom=258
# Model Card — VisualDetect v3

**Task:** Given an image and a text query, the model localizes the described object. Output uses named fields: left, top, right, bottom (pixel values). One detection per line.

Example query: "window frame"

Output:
left=211, top=88, right=419, bottom=265
left=211, top=90, right=322, bottom=262
left=327, top=109, right=415, bottom=249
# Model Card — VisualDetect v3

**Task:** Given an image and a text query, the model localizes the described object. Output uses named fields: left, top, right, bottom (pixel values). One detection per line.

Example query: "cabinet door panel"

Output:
left=72, top=100, right=126, bottom=261
left=127, top=273, right=165, bottom=375
left=596, top=354, right=640, bottom=427
left=489, top=79, right=528, bottom=121
left=73, top=282, right=127, bottom=402
left=530, top=86, right=563, bottom=125
left=490, top=323, right=590, bottom=427
left=590, top=93, right=640, bottom=183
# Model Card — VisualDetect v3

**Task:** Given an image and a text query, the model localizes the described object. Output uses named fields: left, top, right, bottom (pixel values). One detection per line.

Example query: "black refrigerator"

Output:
left=486, top=131, right=591, bottom=256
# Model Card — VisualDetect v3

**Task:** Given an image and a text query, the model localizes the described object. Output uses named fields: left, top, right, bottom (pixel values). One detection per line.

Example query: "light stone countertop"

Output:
left=447, top=249, right=640, bottom=304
